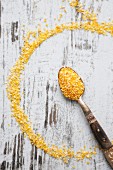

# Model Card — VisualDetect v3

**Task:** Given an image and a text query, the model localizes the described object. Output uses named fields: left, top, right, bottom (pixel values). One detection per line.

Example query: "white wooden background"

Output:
left=1, top=0, right=113, bottom=169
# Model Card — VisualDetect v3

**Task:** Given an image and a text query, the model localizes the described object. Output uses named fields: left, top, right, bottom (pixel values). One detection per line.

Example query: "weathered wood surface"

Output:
left=1, top=0, right=113, bottom=169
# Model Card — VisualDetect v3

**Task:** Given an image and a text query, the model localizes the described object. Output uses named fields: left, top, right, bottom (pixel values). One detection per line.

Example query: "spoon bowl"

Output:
left=58, top=67, right=85, bottom=101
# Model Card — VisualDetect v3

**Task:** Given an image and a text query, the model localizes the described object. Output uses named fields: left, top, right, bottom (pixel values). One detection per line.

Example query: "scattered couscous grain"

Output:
left=70, top=0, right=97, bottom=21
left=58, top=14, right=63, bottom=21
left=86, top=162, right=90, bottom=165
left=44, top=18, right=47, bottom=23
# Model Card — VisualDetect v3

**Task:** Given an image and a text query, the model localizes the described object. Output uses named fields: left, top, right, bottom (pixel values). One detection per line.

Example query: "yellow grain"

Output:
left=58, top=14, right=63, bottom=21
left=44, top=18, right=47, bottom=23
left=58, top=67, right=85, bottom=101
left=70, top=0, right=97, bottom=21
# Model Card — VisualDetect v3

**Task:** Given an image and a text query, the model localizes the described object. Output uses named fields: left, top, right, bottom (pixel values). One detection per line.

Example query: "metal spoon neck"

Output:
left=78, top=96, right=91, bottom=116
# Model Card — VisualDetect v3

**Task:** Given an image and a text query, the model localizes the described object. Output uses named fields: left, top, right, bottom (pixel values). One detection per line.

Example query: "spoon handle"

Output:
left=78, top=97, right=112, bottom=149
left=78, top=97, right=113, bottom=169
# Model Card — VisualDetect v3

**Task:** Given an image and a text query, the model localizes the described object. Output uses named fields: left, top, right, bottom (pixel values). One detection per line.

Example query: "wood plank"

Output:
left=1, top=0, right=113, bottom=169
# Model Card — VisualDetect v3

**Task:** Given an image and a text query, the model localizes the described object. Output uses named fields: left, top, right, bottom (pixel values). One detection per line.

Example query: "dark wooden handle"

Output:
left=78, top=98, right=113, bottom=168
left=86, top=113, right=112, bottom=149
left=87, top=114, right=113, bottom=169
left=104, top=146, right=113, bottom=168
left=78, top=98, right=112, bottom=150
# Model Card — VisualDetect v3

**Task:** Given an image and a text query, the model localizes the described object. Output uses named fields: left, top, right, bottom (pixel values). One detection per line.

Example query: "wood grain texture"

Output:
left=1, top=0, right=113, bottom=169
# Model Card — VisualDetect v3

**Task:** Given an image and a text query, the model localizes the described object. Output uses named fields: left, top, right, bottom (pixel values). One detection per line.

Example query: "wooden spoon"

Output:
left=58, top=67, right=113, bottom=169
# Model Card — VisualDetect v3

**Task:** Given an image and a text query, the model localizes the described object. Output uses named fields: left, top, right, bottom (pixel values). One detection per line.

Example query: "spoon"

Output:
left=58, top=67, right=113, bottom=168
